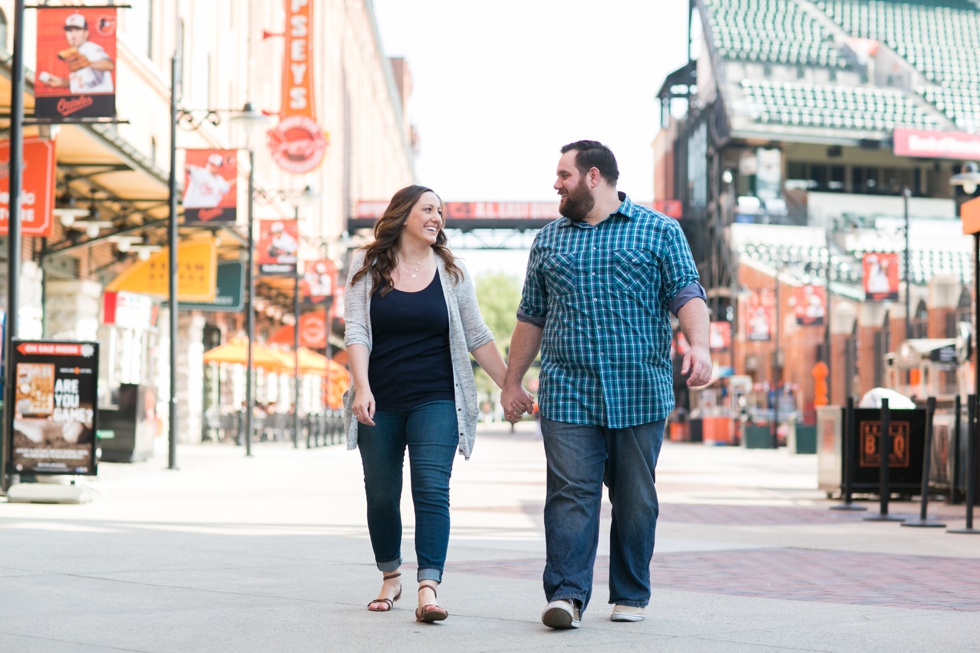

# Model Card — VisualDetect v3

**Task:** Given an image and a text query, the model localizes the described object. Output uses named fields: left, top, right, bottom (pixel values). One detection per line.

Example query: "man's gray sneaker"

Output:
left=610, top=604, right=646, bottom=622
left=541, top=599, right=581, bottom=629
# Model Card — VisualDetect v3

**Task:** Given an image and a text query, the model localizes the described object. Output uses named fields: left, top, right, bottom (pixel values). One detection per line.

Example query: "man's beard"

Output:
left=559, top=178, right=594, bottom=223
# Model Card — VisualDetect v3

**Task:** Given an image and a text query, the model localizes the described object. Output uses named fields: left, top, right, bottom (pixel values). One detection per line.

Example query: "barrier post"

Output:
left=832, top=397, right=866, bottom=511
left=950, top=394, right=963, bottom=505
left=903, top=397, right=945, bottom=527
left=948, top=394, right=980, bottom=534
left=865, top=398, right=904, bottom=522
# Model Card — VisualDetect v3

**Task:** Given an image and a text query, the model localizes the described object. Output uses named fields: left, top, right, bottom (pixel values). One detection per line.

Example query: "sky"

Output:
left=371, top=0, right=692, bottom=274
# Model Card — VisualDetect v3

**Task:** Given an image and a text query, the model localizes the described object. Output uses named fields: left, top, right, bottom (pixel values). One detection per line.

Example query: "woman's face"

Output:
left=401, top=191, right=443, bottom=246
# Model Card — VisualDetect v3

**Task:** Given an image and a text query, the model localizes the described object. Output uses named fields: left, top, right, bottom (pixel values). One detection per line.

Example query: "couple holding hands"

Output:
left=343, top=140, right=711, bottom=628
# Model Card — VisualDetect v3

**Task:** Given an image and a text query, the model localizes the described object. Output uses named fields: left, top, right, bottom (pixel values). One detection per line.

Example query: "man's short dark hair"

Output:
left=561, top=140, right=619, bottom=186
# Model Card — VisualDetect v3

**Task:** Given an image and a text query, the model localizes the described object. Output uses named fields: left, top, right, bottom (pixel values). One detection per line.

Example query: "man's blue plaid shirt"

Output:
left=518, top=193, right=701, bottom=428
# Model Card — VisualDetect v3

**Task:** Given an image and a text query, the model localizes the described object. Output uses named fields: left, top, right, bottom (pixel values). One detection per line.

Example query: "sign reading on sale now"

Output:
left=0, top=139, right=57, bottom=237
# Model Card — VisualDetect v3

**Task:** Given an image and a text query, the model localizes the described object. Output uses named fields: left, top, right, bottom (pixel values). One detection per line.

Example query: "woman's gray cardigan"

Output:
left=342, top=249, right=494, bottom=460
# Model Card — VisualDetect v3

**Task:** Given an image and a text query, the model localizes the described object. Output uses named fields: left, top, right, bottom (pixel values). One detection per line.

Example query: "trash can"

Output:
left=789, top=422, right=817, bottom=454
left=743, top=424, right=773, bottom=449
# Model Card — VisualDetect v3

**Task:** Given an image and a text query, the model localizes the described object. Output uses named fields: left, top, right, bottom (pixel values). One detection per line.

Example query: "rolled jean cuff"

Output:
left=377, top=557, right=402, bottom=573
left=417, top=567, right=443, bottom=583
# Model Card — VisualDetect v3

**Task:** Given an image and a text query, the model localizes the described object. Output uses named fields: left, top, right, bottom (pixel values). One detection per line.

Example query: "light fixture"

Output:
left=130, top=244, right=162, bottom=260
left=52, top=193, right=90, bottom=227
left=294, top=184, right=321, bottom=210
left=951, top=161, right=980, bottom=195
left=107, top=235, right=144, bottom=253
left=229, top=101, right=272, bottom=141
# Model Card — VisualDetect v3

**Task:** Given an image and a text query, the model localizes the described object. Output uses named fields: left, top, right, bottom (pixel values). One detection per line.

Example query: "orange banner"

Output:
left=183, top=149, right=238, bottom=225
left=301, top=259, right=336, bottom=301
left=0, top=138, right=56, bottom=236
left=863, top=252, right=900, bottom=302
left=35, top=7, right=117, bottom=119
left=268, top=0, right=328, bottom=174
left=105, top=240, right=218, bottom=302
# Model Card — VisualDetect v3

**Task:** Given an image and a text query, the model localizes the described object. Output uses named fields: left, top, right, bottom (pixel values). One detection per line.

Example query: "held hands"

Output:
left=681, top=345, right=712, bottom=388
left=500, top=383, right=534, bottom=424
left=351, top=388, right=376, bottom=426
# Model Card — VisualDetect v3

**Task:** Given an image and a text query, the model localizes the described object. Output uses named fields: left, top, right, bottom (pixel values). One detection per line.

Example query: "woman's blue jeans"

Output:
left=356, top=400, right=458, bottom=583
left=540, top=417, right=665, bottom=614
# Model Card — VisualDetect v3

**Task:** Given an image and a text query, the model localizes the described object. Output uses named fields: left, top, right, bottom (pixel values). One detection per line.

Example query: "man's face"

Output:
left=65, top=27, right=87, bottom=48
left=554, top=150, right=594, bottom=223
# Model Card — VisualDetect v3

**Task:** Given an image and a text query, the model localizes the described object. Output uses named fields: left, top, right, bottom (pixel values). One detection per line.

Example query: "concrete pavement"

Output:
left=1, top=421, right=978, bottom=652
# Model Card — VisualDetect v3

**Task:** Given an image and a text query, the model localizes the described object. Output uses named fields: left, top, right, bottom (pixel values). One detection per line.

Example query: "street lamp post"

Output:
left=772, top=267, right=782, bottom=449
left=292, top=206, right=301, bottom=449
left=166, top=31, right=182, bottom=470
left=244, top=148, right=256, bottom=457
left=903, top=185, right=912, bottom=341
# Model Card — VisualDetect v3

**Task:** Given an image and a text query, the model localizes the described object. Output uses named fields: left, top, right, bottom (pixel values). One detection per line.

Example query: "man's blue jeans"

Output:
left=540, top=417, right=666, bottom=613
left=357, top=400, right=458, bottom=583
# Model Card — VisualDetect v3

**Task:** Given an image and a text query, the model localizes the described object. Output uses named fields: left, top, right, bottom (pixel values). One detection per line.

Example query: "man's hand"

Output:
left=500, top=382, right=534, bottom=423
left=681, top=345, right=712, bottom=387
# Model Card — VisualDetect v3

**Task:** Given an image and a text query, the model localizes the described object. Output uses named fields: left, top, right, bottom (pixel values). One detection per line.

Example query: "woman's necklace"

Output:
left=399, top=253, right=427, bottom=279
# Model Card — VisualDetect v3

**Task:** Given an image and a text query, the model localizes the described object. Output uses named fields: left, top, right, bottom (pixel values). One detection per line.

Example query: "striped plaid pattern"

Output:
left=520, top=194, right=699, bottom=428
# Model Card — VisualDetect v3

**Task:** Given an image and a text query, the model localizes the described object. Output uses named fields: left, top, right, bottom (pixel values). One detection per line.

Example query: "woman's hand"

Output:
left=352, top=388, right=376, bottom=426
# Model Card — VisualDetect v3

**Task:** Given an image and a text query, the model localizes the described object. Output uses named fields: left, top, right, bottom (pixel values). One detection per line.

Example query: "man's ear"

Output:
left=590, top=167, right=601, bottom=188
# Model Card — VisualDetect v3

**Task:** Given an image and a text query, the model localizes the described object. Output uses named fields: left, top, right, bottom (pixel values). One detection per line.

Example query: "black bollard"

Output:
left=948, top=394, right=980, bottom=534
left=951, top=394, right=963, bottom=505
left=865, top=398, right=904, bottom=522
left=832, top=397, right=866, bottom=511
left=903, top=397, right=945, bottom=527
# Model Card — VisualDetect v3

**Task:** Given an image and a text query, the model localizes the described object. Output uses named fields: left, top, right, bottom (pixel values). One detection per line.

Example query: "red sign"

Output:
left=893, top=128, right=980, bottom=161
left=709, top=322, right=731, bottom=352
left=267, top=0, right=327, bottom=173
left=743, top=288, right=774, bottom=342
left=790, top=285, right=826, bottom=326
left=0, top=138, right=57, bottom=236
left=863, top=252, right=900, bottom=302
left=183, top=149, right=237, bottom=225
left=35, top=7, right=117, bottom=119
left=269, top=312, right=329, bottom=348
left=443, top=202, right=559, bottom=220
left=301, top=259, right=336, bottom=301
left=257, top=219, right=299, bottom=275
left=654, top=199, right=682, bottom=219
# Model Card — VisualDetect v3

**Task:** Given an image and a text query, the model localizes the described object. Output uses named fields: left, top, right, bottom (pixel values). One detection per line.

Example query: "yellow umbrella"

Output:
left=203, top=337, right=289, bottom=372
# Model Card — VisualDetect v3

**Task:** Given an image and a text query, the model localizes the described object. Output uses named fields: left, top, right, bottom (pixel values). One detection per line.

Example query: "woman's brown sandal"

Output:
left=415, top=582, right=449, bottom=622
left=367, top=572, right=402, bottom=612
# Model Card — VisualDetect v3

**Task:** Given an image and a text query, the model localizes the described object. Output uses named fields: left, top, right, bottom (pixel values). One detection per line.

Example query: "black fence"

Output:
left=202, top=410, right=345, bottom=448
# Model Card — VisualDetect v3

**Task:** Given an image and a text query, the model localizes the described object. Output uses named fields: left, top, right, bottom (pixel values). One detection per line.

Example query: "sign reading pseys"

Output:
left=0, top=138, right=56, bottom=237
left=8, top=340, right=99, bottom=476
left=268, top=0, right=328, bottom=173
left=35, top=8, right=117, bottom=120
left=183, top=149, right=238, bottom=225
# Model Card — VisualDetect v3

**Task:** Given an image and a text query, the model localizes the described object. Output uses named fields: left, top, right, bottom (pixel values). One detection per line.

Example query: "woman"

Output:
left=343, top=185, right=509, bottom=622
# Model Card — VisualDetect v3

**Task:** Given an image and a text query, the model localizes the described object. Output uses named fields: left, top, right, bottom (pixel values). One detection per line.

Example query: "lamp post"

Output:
left=772, top=266, right=782, bottom=449
left=903, top=185, right=912, bottom=341
left=166, top=28, right=182, bottom=470
left=950, top=162, right=980, bottom=429
left=1, top=0, right=27, bottom=493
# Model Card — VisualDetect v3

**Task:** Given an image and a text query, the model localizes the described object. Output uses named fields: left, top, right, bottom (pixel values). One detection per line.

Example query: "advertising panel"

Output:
left=8, top=340, right=99, bottom=476
left=709, top=322, right=731, bottom=352
left=182, top=149, right=238, bottom=225
left=743, top=288, right=774, bottom=341
left=790, top=284, right=826, bottom=326
left=35, top=7, right=117, bottom=119
left=862, top=252, right=900, bottom=302
left=0, top=138, right=57, bottom=236
left=257, top=220, right=299, bottom=275
left=894, top=128, right=980, bottom=161
left=301, top=259, right=336, bottom=302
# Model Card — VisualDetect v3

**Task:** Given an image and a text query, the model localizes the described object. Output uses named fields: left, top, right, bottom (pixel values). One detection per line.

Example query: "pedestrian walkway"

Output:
left=1, top=421, right=978, bottom=652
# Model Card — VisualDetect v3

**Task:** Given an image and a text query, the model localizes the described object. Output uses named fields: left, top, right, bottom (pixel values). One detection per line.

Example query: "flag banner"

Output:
left=183, top=149, right=238, bottom=225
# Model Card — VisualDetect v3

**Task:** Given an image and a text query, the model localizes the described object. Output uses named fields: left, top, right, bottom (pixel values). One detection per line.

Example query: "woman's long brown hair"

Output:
left=351, top=185, right=461, bottom=296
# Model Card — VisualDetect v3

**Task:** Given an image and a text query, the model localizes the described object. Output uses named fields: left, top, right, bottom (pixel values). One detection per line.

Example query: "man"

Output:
left=38, top=13, right=114, bottom=93
left=268, top=221, right=298, bottom=261
left=500, top=140, right=711, bottom=629
left=183, top=154, right=234, bottom=210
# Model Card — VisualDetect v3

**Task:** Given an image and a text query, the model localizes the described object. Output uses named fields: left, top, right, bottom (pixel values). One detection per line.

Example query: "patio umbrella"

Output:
left=203, top=337, right=289, bottom=372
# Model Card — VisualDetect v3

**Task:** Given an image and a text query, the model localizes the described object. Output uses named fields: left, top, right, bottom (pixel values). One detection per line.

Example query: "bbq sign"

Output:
left=267, top=0, right=328, bottom=173
left=7, top=340, right=100, bottom=476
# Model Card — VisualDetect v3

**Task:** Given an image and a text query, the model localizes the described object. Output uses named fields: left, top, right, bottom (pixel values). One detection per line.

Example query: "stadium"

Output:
left=656, top=0, right=980, bottom=445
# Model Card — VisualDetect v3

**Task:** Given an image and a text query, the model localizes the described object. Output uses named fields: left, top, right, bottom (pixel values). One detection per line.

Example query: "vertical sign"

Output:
left=267, top=0, right=328, bottom=173
left=35, top=8, right=117, bottom=119
left=0, top=138, right=56, bottom=236
left=301, top=259, right=336, bottom=302
left=744, top=288, right=774, bottom=341
left=863, top=252, right=900, bottom=302
left=8, top=340, right=99, bottom=475
left=790, top=284, right=826, bottom=326
left=257, top=219, right=299, bottom=275
left=182, top=149, right=238, bottom=225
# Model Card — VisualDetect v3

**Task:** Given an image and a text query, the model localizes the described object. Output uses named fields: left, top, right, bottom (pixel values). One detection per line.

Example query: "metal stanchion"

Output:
left=903, top=397, right=945, bottom=528
left=948, top=394, right=980, bottom=534
left=865, top=398, right=904, bottom=522
left=831, top=397, right=866, bottom=511
left=950, top=394, right=963, bottom=505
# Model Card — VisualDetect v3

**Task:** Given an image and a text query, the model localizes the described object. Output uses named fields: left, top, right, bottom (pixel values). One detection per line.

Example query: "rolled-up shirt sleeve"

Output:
left=668, top=282, right=707, bottom=317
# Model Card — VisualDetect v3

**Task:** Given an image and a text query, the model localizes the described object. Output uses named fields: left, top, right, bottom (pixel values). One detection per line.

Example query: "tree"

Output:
left=472, top=271, right=523, bottom=406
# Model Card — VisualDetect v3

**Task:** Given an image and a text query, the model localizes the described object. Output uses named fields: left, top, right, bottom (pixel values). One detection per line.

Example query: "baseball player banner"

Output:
left=7, top=340, right=100, bottom=476
left=743, top=288, right=774, bottom=342
left=0, top=138, right=57, bottom=237
left=183, top=149, right=238, bottom=225
left=35, top=8, right=117, bottom=120
left=790, top=284, right=826, bottom=326
left=863, top=252, right=900, bottom=302
left=257, top=219, right=299, bottom=275
left=301, top=259, right=336, bottom=302
left=267, top=0, right=328, bottom=174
